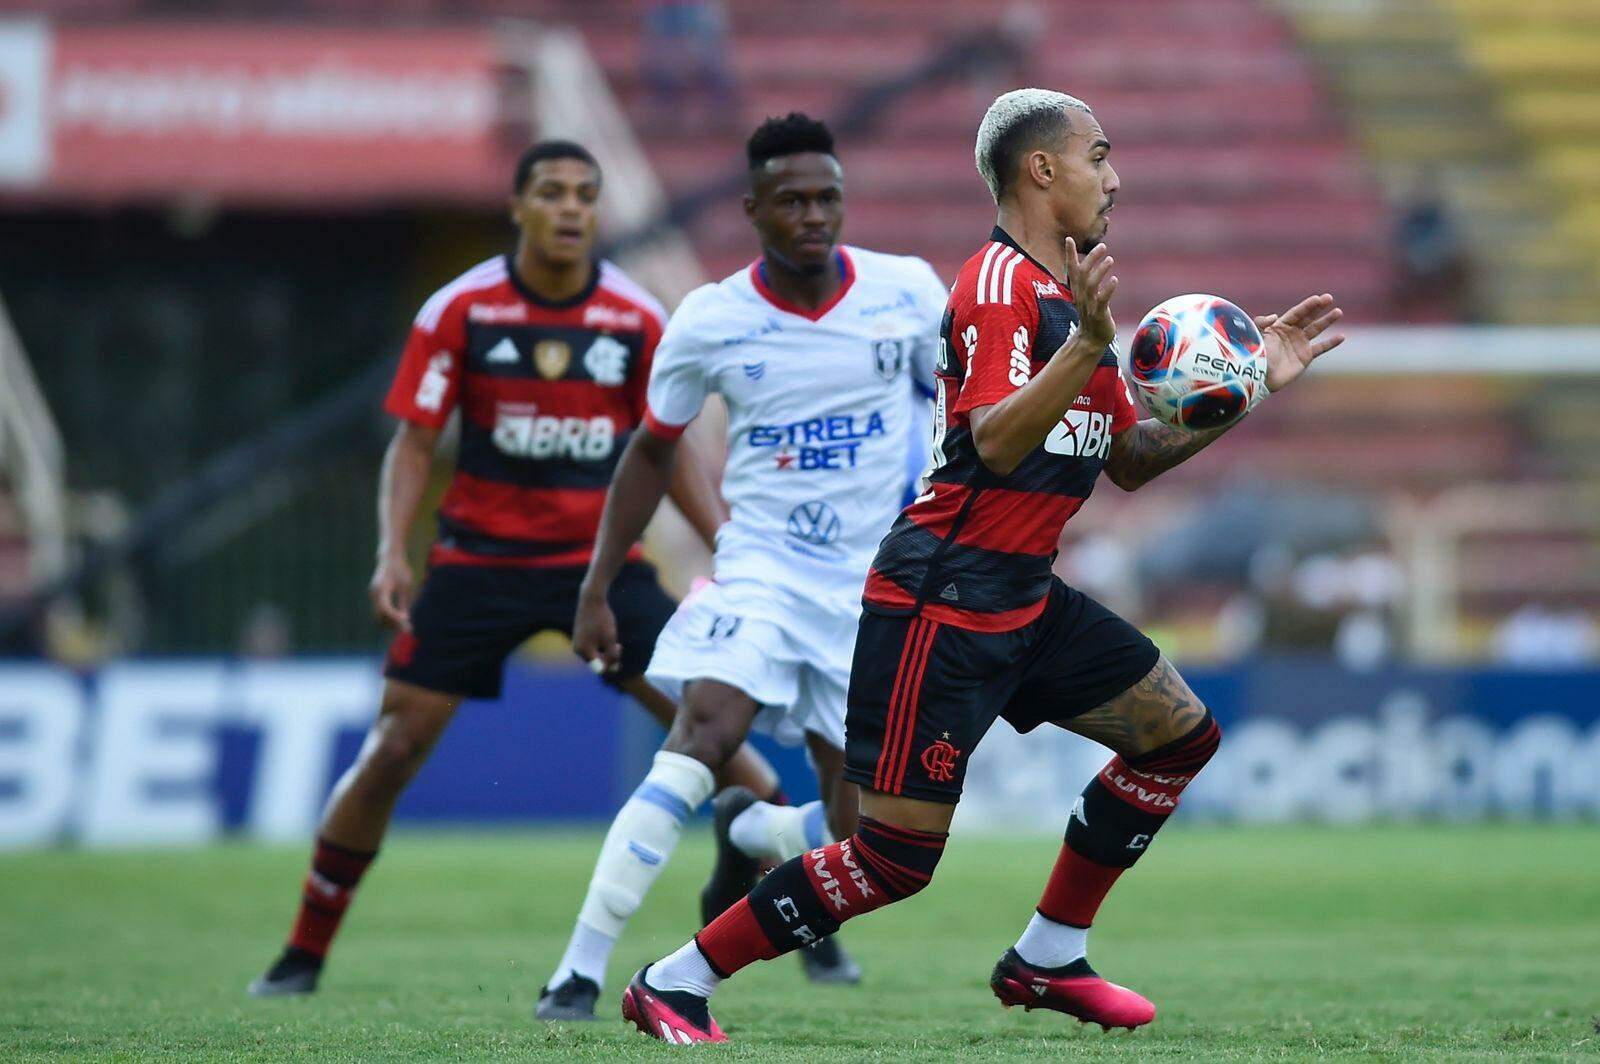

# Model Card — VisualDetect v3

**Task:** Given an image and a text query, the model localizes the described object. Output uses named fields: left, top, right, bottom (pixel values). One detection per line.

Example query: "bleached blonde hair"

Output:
left=974, top=88, right=1092, bottom=202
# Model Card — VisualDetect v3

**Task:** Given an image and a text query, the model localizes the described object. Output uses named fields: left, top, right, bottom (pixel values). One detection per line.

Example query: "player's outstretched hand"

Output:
left=573, top=586, right=623, bottom=675
left=1064, top=238, right=1117, bottom=350
left=1258, top=293, right=1345, bottom=392
left=369, top=554, right=414, bottom=632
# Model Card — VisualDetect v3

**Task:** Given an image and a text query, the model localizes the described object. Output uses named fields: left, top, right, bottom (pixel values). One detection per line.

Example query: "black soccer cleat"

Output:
left=800, top=934, right=862, bottom=985
left=699, top=785, right=762, bottom=925
left=536, top=972, right=600, bottom=1021
left=246, top=946, right=322, bottom=998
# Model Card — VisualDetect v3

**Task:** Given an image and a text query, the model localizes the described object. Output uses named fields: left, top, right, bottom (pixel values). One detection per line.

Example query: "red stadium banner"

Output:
left=0, top=21, right=519, bottom=204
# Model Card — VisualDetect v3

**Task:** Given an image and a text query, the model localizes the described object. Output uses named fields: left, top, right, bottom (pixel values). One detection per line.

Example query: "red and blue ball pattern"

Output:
left=1126, top=294, right=1266, bottom=431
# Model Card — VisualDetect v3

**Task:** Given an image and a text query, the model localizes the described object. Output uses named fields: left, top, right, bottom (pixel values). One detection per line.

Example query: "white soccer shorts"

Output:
left=644, top=577, right=857, bottom=750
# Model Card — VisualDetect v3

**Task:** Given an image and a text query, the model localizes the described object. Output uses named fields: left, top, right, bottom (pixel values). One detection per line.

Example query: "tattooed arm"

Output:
left=1102, top=419, right=1230, bottom=491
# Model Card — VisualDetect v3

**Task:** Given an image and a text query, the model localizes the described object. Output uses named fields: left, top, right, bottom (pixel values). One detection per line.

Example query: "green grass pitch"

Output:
left=3, top=826, right=1597, bottom=1061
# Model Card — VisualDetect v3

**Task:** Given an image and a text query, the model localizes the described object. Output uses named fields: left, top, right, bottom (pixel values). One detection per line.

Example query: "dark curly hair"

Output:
left=746, top=112, right=836, bottom=170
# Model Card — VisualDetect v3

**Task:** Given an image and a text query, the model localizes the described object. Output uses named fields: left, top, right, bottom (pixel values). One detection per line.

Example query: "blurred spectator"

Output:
left=239, top=602, right=292, bottom=659
left=1391, top=167, right=1474, bottom=322
left=1491, top=605, right=1599, bottom=667
left=643, top=1, right=739, bottom=134
left=1056, top=532, right=1141, bottom=622
left=1245, top=542, right=1402, bottom=663
left=1292, top=547, right=1403, bottom=615
left=1332, top=610, right=1391, bottom=672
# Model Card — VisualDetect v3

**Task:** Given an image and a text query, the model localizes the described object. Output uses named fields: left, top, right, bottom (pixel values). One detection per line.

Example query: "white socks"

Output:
left=548, top=920, right=611, bottom=990
left=728, top=799, right=830, bottom=864
left=548, top=751, right=715, bottom=990
left=649, top=939, right=723, bottom=999
left=1013, top=911, right=1089, bottom=970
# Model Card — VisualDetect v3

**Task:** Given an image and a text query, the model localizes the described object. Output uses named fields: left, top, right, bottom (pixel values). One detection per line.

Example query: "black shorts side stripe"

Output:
left=845, top=579, right=1161, bottom=803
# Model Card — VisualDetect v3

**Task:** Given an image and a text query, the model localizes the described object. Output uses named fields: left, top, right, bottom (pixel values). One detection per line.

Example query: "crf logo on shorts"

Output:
left=491, top=408, right=615, bottom=460
left=1043, top=409, right=1112, bottom=458
left=921, top=739, right=961, bottom=782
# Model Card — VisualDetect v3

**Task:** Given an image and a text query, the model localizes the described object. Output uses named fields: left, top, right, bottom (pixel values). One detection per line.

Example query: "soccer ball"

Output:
left=1125, top=294, right=1268, bottom=431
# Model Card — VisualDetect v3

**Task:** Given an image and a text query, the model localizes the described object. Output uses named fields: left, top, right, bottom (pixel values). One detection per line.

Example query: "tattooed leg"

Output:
left=1057, top=655, right=1208, bottom=758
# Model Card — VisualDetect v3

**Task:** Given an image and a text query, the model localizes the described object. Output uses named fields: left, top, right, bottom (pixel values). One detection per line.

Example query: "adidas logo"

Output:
left=940, top=583, right=959, bottom=601
left=485, top=337, right=519, bottom=364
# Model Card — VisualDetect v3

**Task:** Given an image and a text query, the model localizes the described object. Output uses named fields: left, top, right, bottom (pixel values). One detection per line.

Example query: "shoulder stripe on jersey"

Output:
left=985, top=248, right=1019, bottom=306
left=986, top=249, right=1006, bottom=304
left=982, top=245, right=1011, bottom=306
left=415, top=257, right=507, bottom=332
left=415, top=257, right=503, bottom=327
left=998, top=249, right=1022, bottom=306
left=598, top=260, right=668, bottom=328
left=974, top=243, right=1003, bottom=306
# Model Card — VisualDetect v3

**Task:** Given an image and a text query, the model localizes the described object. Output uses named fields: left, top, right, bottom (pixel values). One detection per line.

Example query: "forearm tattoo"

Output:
left=1105, top=418, right=1229, bottom=489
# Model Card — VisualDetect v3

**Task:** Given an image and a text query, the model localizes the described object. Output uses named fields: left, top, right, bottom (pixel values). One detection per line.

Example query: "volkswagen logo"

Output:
left=786, top=500, right=841, bottom=546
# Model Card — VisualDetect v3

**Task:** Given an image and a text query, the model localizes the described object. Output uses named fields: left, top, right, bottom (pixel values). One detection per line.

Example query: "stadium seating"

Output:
left=1283, top=0, right=1600, bottom=323
left=1443, top=0, right=1600, bottom=285
left=531, top=0, right=1600, bottom=637
left=529, top=0, right=1398, bottom=322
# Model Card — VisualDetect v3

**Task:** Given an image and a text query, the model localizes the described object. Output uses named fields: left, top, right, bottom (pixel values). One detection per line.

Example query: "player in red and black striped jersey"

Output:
left=861, top=225, right=1142, bottom=631
left=629, top=90, right=1346, bottom=1044
left=248, top=141, right=781, bottom=1002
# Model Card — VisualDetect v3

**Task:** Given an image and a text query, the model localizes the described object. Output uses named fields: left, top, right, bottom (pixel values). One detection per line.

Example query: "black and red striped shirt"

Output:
left=384, top=254, right=666, bottom=569
left=863, top=227, right=1139, bottom=631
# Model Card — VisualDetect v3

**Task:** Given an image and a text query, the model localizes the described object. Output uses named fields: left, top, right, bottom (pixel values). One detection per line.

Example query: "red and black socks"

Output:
left=285, top=836, right=377, bottom=964
left=1022, top=712, right=1221, bottom=966
left=669, top=816, right=947, bottom=986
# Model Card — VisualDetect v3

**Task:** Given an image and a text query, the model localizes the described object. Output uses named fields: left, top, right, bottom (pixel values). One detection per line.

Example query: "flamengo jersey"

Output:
left=645, top=246, right=947, bottom=613
left=384, top=254, right=666, bottom=568
left=863, top=227, right=1140, bottom=632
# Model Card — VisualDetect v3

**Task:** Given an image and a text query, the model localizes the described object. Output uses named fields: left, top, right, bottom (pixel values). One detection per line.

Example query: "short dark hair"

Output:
left=512, top=140, right=600, bottom=194
left=746, top=112, right=836, bottom=170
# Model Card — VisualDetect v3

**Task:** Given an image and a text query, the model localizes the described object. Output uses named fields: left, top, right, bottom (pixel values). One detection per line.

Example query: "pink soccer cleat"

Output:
left=990, top=948, right=1156, bottom=1031
left=620, top=967, right=728, bottom=1045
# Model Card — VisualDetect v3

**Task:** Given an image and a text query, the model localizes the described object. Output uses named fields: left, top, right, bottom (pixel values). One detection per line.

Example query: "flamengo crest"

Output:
left=921, top=739, right=961, bottom=782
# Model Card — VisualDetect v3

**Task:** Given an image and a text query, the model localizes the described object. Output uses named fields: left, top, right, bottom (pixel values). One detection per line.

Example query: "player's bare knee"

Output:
left=358, top=708, right=443, bottom=793
left=662, top=719, right=743, bottom=772
left=662, top=684, right=753, bottom=771
left=1126, top=706, right=1222, bottom=779
left=358, top=729, right=428, bottom=791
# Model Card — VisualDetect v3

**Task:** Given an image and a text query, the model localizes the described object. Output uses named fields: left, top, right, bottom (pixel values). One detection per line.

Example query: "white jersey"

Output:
left=646, top=246, right=948, bottom=615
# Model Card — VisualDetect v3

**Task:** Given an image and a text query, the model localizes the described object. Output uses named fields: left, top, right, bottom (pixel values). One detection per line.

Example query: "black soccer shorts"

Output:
left=382, top=560, right=675, bottom=700
left=843, top=577, right=1160, bottom=804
